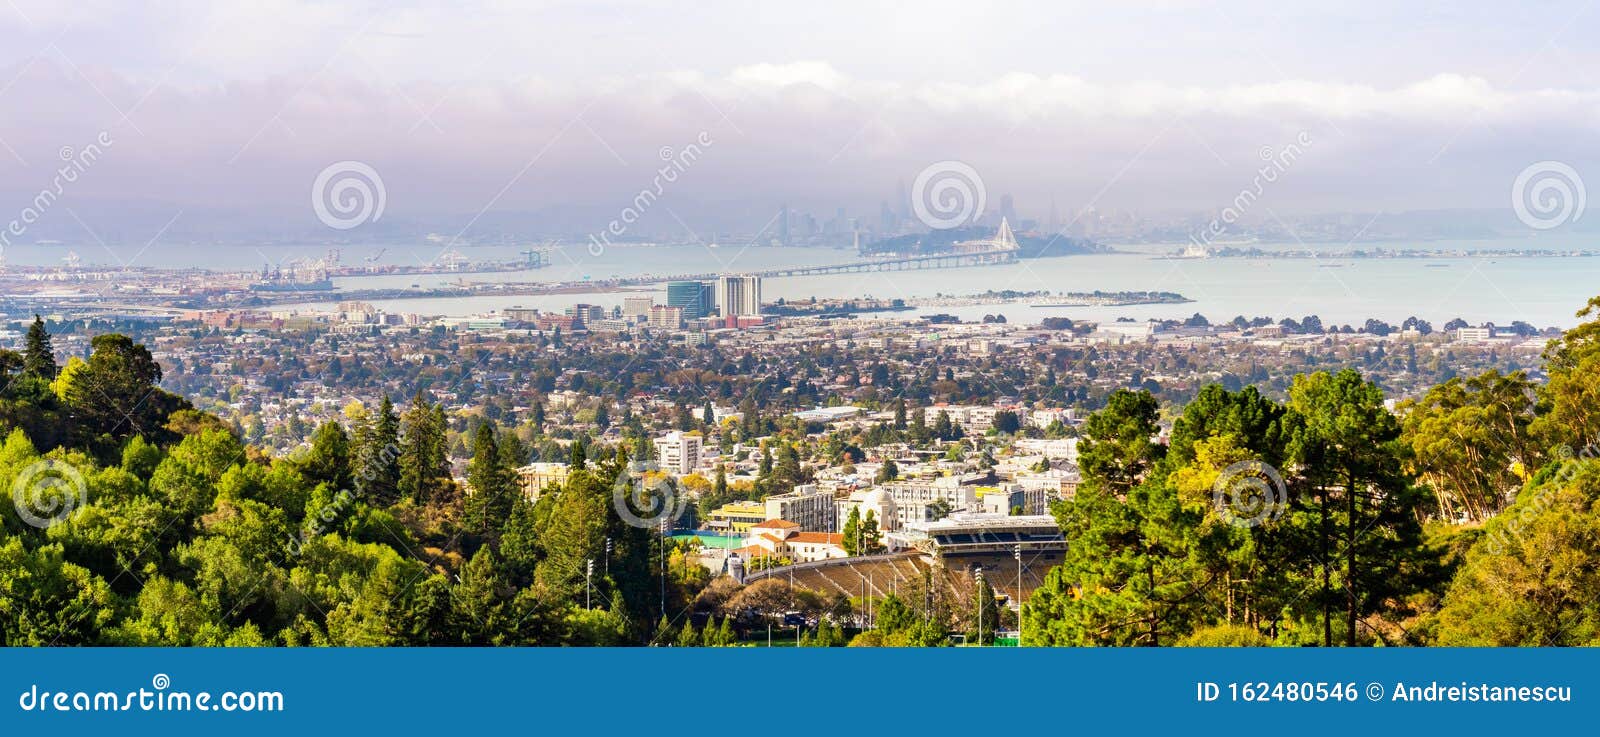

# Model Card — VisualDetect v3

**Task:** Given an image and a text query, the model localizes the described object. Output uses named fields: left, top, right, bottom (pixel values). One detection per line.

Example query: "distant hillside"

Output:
left=861, top=226, right=1106, bottom=259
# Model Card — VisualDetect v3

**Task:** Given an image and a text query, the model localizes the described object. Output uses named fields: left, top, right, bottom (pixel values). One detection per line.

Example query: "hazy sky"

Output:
left=2, top=1, right=1598, bottom=237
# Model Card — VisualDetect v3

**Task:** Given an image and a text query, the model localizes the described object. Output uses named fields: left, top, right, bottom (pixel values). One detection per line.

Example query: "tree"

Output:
left=0, top=539, right=117, bottom=645
left=358, top=396, right=402, bottom=507
left=61, top=334, right=186, bottom=451
left=1535, top=296, right=1600, bottom=450
left=992, top=410, right=1022, bottom=435
left=569, top=436, right=587, bottom=469
left=1026, top=386, right=1295, bottom=646
left=674, top=619, right=700, bottom=647
left=1435, top=460, right=1600, bottom=645
left=299, top=421, right=353, bottom=492
left=841, top=507, right=862, bottom=556
left=464, top=424, right=518, bottom=541
left=398, top=392, right=451, bottom=506
left=968, top=573, right=1001, bottom=644
left=860, top=510, right=884, bottom=554
left=1287, top=369, right=1433, bottom=646
left=22, top=315, right=56, bottom=380
left=875, top=458, right=899, bottom=483
left=1076, top=389, right=1164, bottom=498
left=1399, top=370, right=1536, bottom=521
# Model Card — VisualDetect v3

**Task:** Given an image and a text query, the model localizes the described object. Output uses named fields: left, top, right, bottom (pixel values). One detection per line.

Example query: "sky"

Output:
left=1, top=1, right=1598, bottom=239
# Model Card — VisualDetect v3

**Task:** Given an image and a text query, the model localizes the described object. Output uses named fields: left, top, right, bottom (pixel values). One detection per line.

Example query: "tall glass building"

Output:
left=666, top=280, right=714, bottom=319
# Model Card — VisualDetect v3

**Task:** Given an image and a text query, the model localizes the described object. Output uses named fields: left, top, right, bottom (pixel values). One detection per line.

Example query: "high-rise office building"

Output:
left=717, top=275, right=761, bottom=319
left=667, top=280, right=714, bottom=319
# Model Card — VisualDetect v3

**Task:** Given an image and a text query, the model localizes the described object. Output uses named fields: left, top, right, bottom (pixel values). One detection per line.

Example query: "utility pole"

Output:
left=605, top=537, right=612, bottom=578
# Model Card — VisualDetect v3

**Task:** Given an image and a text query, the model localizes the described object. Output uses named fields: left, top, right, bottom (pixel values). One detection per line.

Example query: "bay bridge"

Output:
left=619, top=219, right=1021, bottom=286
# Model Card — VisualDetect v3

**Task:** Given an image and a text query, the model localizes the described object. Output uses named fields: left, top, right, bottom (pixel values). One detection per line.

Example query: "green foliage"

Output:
left=1434, top=461, right=1600, bottom=645
left=6, top=313, right=1600, bottom=649
left=1177, top=623, right=1275, bottom=647
left=1399, top=371, right=1536, bottom=521
left=1027, top=375, right=1439, bottom=647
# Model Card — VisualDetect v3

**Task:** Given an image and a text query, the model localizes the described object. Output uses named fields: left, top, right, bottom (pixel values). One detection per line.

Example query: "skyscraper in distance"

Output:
left=717, top=274, right=761, bottom=322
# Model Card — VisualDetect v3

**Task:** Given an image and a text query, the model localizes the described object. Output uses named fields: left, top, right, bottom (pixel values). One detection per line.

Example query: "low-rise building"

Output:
left=516, top=462, right=570, bottom=500
left=707, top=500, right=767, bottom=533
left=764, top=484, right=835, bottom=532
left=739, top=519, right=847, bottom=564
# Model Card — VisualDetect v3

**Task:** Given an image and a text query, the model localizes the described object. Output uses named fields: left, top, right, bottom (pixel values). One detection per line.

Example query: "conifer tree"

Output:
left=22, top=315, right=56, bottom=379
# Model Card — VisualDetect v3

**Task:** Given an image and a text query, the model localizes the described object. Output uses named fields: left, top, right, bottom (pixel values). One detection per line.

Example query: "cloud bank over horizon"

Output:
left=2, top=1, right=1598, bottom=240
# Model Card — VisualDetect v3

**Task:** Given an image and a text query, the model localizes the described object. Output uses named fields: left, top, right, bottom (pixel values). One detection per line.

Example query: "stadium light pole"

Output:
left=585, top=558, right=594, bottom=610
left=659, top=519, right=669, bottom=618
left=1014, top=544, right=1023, bottom=647
left=974, top=568, right=985, bottom=647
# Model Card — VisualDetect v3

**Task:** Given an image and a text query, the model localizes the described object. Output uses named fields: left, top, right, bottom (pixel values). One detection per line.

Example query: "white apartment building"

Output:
left=923, top=404, right=1002, bottom=433
left=878, top=476, right=980, bottom=528
left=623, top=296, right=654, bottom=320
left=653, top=431, right=703, bottom=475
left=1015, top=437, right=1078, bottom=461
left=648, top=304, right=685, bottom=330
left=717, top=274, right=762, bottom=318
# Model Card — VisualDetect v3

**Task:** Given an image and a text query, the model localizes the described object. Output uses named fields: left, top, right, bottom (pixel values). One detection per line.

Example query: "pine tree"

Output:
left=22, top=315, right=56, bottom=379
left=841, top=507, right=862, bottom=556
left=569, top=436, right=587, bottom=469
left=399, top=391, right=449, bottom=505
left=862, top=510, right=883, bottom=554
left=464, top=424, right=517, bottom=540
left=675, top=620, right=700, bottom=647
left=530, top=400, right=546, bottom=432
left=358, top=395, right=402, bottom=506
left=1287, top=369, right=1430, bottom=647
